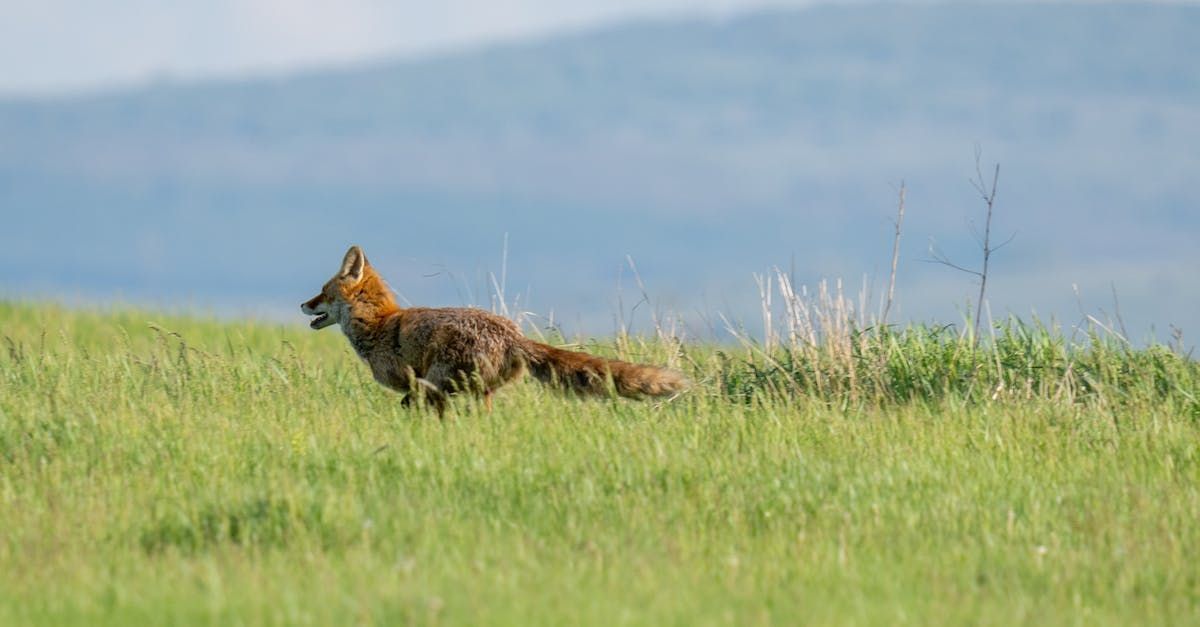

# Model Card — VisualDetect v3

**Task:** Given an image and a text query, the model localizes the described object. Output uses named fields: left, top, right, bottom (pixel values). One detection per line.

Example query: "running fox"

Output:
left=301, top=246, right=687, bottom=415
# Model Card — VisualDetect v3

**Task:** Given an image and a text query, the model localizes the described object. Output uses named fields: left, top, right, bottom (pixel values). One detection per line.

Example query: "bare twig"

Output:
left=1110, top=282, right=1130, bottom=343
left=627, top=256, right=667, bottom=341
left=972, top=157, right=1000, bottom=340
left=925, top=149, right=1008, bottom=344
left=488, top=233, right=511, bottom=318
left=754, top=272, right=774, bottom=352
left=881, top=181, right=906, bottom=327
left=924, top=244, right=982, bottom=277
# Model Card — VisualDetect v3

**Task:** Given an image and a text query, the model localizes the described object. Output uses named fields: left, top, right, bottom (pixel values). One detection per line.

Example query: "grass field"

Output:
left=1, top=300, right=1198, bottom=625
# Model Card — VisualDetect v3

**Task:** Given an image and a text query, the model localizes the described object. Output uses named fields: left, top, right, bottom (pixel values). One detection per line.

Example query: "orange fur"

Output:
left=302, top=246, right=688, bottom=417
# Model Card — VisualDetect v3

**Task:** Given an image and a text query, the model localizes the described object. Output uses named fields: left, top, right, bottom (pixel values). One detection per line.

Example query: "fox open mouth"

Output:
left=309, top=312, right=330, bottom=329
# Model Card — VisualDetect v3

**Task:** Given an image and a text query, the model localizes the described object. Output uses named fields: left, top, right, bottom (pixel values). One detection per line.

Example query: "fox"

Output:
left=301, top=246, right=688, bottom=416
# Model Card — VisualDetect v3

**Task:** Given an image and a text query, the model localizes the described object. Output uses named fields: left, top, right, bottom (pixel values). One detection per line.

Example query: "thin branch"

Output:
left=924, top=243, right=983, bottom=278
left=626, top=255, right=664, bottom=340
left=929, top=149, right=1006, bottom=346
left=990, top=231, right=1018, bottom=254
left=881, top=181, right=906, bottom=327
left=972, top=162, right=1000, bottom=339
left=1110, top=282, right=1130, bottom=343
left=967, top=219, right=984, bottom=248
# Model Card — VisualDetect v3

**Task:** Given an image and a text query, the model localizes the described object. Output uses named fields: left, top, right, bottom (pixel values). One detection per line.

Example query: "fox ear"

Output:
left=339, top=245, right=367, bottom=282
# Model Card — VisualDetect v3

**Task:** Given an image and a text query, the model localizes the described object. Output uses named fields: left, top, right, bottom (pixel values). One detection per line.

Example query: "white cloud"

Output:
left=0, top=0, right=820, bottom=94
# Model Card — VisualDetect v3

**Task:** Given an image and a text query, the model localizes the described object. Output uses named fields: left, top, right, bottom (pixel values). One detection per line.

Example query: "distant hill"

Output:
left=2, top=2, right=1197, bottom=337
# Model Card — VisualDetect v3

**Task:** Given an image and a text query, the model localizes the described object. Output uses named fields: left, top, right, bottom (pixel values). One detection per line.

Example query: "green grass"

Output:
left=1, top=301, right=1198, bottom=625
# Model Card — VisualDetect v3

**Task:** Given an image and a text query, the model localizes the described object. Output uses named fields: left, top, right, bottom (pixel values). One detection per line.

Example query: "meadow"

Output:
left=1, top=300, right=1197, bottom=625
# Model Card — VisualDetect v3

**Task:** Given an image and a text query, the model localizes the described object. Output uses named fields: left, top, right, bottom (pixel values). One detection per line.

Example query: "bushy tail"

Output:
left=520, top=340, right=688, bottom=399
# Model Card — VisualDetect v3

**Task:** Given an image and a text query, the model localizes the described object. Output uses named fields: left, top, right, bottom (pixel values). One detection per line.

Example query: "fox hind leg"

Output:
left=424, top=363, right=475, bottom=419
left=400, top=376, right=448, bottom=418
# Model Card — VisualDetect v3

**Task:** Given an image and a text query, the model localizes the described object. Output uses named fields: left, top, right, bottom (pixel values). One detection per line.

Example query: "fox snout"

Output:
left=301, top=294, right=336, bottom=329
left=300, top=294, right=323, bottom=313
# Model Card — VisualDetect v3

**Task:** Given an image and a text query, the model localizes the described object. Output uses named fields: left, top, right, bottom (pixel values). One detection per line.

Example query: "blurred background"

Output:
left=1, top=0, right=1196, bottom=341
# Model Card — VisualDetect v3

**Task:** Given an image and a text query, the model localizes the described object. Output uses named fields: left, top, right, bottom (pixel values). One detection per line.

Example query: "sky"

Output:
left=0, top=0, right=835, bottom=94
left=2, top=0, right=1196, bottom=342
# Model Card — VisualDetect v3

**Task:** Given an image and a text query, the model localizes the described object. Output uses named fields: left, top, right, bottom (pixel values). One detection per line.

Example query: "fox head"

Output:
left=300, top=245, right=369, bottom=330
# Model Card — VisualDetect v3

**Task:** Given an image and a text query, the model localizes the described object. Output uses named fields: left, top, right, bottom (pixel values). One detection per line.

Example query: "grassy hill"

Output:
left=1, top=301, right=1197, bottom=624
left=1, top=2, right=1198, bottom=336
